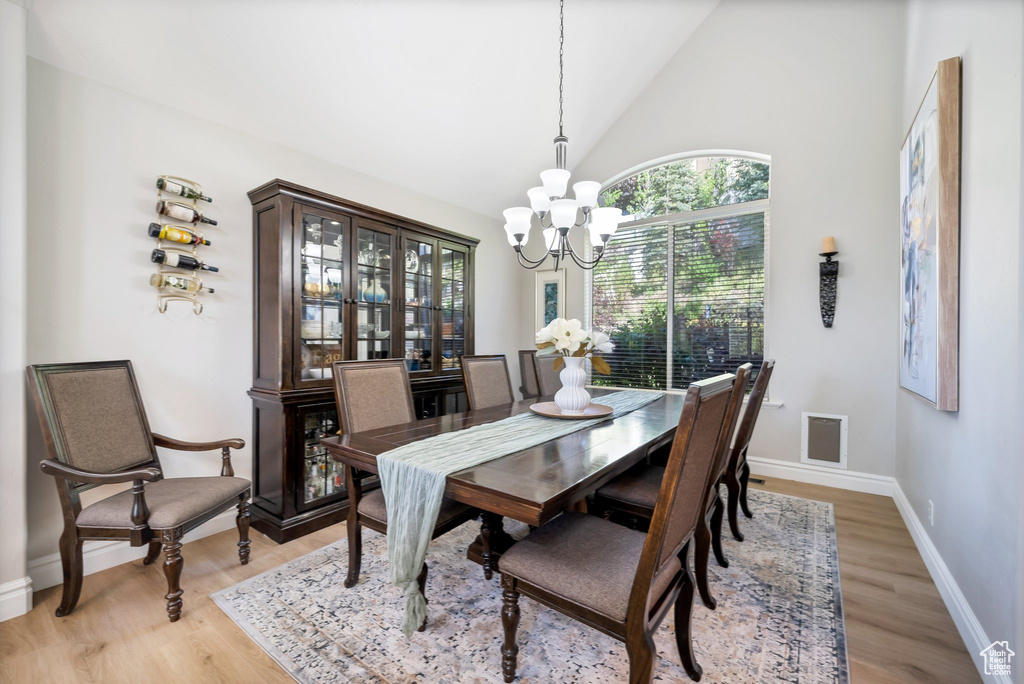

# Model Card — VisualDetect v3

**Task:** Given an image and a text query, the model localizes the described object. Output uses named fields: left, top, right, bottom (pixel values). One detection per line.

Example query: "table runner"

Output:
left=377, top=390, right=664, bottom=635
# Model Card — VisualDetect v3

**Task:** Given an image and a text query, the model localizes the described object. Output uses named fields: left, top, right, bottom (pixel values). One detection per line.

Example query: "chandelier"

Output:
left=502, top=0, right=623, bottom=270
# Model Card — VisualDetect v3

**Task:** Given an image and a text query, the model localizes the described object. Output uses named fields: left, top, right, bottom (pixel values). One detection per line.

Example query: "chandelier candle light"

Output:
left=536, top=318, right=614, bottom=414
left=503, top=0, right=626, bottom=270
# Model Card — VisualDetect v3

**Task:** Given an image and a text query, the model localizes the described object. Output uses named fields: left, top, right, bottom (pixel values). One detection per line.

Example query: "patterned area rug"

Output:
left=213, top=490, right=847, bottom=683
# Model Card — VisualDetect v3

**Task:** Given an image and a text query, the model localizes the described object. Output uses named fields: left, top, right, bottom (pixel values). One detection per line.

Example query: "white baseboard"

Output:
left=0, top=576, right=33, bottom=622
left=747, top=456, right=998, bottom=684
left=747, top=455, right=895, bottom=496
left=28, top=510, right=238, bottom=592
left=891, top=482, right=1007, bottom=684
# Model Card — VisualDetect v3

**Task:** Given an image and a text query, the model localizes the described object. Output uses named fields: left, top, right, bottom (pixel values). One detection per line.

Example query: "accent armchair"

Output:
left=28, top=360, right=251, bottom=623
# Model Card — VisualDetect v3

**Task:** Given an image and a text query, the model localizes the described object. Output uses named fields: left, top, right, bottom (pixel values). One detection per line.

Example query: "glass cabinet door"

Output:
left=353, top=220, right=395, bottom=361
left=299, top=406, right=343, bottom=508
left=440, top=243, right=468, bottom=373
left=298, top=208, right=347, bottom=383
left=403, top=236, right=435, bottom=373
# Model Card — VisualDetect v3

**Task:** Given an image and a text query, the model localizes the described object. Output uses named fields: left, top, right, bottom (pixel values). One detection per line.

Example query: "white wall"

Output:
left=520, top=0, right=905, bottom=477
left=0, top=0, right=32, bottom=621
left=896, top=0, right=1023, bottom=673
left=23, top=59, right=520, bottom=579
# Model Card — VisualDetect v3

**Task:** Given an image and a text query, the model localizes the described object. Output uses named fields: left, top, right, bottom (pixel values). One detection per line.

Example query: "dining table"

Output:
left=321, top=388, right=688, bottom=577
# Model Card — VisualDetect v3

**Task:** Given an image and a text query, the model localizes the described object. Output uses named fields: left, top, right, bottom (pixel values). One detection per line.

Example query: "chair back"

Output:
left=534, top=354, right=561, bottom=396
left=708, top=363, right=752, bottom=486
left=462, top=355, right=515, bottom=410
left=332, top=359, right=416, bottom=434
left=729, top=359, right=775, bottom=468
left=517, top=350, right=540, bottom=399
left=27, top=361, right=159, bottom=494
left=626, top=373, right=737, bottom=619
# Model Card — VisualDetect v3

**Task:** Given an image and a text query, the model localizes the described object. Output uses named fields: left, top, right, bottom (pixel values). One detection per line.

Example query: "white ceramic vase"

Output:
left=554, top=356, right=591, bottom=415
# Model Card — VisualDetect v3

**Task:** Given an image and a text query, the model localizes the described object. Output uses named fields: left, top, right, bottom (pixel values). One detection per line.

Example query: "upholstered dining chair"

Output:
left=331, top=359, right=480, bottom=629
left=516, top=350, right=540, bottom=400
left=534, top=354, right=561, bottom=397
left=496, top=373, right=739, bottom=683
left=27, top=360, right=251, bottom=623
left=592, top=364, right=749, bottom=611
left=462, top=354, right=515, bottom=410
left=724, top=359, right=775, bottom=541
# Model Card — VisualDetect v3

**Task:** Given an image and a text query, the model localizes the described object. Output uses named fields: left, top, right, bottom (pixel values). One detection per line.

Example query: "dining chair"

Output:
left=517, top=350, right=541, bottom=400
left=27, top=360, right=251, bottom=623
left=496, top=373, right=738, bottom=683
left=462, top=354, right=515, bottom=410
left=331, top=359, right=480, bottom=629
left=534, top=354, right=561, bottom=397
left=724, top=359, right=775, bottom=541
left=592, top=364, right=750, bottom=610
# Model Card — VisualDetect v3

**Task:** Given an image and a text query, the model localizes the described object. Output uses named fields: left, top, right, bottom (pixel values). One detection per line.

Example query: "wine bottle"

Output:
left=149, top=222, right=211, bottom=246
left=151, top=248, right=219, bottom=272
left=156, top=178, right=212, bottom=203
left=149, top=273, right=214, bottom=294
left=156, top=199, right=217, bottom=225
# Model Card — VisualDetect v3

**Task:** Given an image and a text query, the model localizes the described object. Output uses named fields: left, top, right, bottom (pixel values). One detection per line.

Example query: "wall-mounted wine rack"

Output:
left=151, top=175, right=218, bottom=315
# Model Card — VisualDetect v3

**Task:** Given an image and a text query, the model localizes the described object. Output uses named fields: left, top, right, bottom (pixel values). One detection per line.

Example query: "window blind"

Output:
left=673, top=211, right=765, bottom=388
left=591, top=211, right=765, bottom=391
left=591, top=224, right=669, bottom=389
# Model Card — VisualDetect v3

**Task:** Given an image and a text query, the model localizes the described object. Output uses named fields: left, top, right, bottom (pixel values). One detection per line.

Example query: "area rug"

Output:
left=213, top=489, right=848, bottom=683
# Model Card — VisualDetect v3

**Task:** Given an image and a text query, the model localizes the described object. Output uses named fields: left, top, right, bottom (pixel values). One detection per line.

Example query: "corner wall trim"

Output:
left=747, top=455, right=894, bottom=496
left=747, top=455, right=1000, bottom=684
left=0, top=576, right=33, bottom=622
left=27, top=510, right=238, bottom=592
left=891, top=481, right=1007, bottom=684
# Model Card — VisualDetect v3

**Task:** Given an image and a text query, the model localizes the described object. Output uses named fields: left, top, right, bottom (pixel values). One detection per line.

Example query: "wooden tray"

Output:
left=529, top=402, right=614, bottom=420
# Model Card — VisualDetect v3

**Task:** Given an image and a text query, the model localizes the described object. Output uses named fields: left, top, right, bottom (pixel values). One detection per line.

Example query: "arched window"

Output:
left=588, top=152, right=770, bottom=390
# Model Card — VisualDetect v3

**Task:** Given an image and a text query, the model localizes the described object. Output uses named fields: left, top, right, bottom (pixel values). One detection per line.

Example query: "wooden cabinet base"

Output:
left=251, top=499, right=350, bottom=544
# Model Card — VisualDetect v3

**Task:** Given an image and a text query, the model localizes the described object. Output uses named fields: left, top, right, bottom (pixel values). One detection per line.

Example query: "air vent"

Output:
left=801, top=412, right=847, bottom=469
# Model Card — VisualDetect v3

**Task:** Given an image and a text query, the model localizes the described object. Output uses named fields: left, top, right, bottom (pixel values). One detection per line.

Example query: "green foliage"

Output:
left=592, top=302, right=669, bottom=389
left=593, top=155, right=768, bottom=390
left=600, top=157, right=769, bottom=218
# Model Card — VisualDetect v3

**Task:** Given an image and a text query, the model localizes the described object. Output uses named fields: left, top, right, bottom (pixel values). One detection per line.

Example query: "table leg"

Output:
left=469, top=512, right=516, bottom=579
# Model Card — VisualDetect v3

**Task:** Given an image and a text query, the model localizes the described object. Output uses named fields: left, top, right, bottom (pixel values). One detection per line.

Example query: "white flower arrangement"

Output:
left=535, top=318, right=614, bottom=374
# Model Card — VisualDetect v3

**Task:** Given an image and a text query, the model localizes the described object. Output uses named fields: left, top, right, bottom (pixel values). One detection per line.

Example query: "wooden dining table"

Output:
left=321, top=388, right=687, bottom=576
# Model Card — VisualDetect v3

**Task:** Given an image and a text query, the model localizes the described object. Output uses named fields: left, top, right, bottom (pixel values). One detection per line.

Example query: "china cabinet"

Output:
left=247, top=180, right=477, bottom=542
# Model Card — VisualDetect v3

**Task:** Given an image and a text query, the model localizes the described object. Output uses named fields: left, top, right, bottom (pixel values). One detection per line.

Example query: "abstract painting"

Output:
left=899, top=56, right=961, bottom=411
left=535, top=269, right=565, bottom=331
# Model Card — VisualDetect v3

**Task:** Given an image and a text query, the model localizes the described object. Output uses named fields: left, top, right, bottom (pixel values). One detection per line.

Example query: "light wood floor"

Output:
left=0, top=477, right=979, bottom=683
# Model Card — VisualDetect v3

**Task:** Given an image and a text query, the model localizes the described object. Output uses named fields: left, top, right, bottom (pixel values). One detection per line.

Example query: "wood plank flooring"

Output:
left=0, top=477, right=979, bottom=683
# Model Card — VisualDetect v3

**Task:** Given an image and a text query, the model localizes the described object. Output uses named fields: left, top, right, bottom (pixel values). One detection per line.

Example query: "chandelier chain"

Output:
left=558, top=0, right=564, bottom=137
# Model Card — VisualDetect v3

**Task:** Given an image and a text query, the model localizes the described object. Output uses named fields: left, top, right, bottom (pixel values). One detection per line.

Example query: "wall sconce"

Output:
left=819, top=236, right=838, bottom=328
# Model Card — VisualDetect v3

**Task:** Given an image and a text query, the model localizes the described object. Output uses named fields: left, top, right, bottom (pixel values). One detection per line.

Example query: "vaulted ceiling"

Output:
left=27, top=0, right=719, bottom=217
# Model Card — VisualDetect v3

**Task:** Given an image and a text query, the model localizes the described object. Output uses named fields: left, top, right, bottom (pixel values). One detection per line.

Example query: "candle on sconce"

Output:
left=821, top=236, right=836, bottom=254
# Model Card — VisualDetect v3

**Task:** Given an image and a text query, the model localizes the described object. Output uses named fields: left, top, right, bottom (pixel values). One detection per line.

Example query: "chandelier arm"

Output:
left=564, top=238, right=605, bottom=268
left=516, top=249, right=552, bottom=270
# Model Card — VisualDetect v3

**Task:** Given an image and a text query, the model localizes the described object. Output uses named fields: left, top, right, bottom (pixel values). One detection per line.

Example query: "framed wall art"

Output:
left=535, top=269, right=565, bottom=331
left=899, top=56, right=961, bottom=411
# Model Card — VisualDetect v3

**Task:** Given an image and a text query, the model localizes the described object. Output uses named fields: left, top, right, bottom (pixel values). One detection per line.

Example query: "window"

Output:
left=589, top=155, right=769, bottom=391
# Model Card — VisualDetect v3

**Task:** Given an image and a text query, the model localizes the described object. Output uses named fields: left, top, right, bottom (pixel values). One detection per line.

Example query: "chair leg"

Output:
left=674, top=542, right=703, bottom=682
left=739, top=461, right=754, bottom=519
left=416, top=562, right=429, bottom=632
left=694, top=513, right=716, bottom=610
left=143, top=540, right=161, bottom=565
left=55, top=531, right=83, bottom=617
left=500, top=575, right=521, bottom=683
left=625, top=631, right=657, bottom=684
left=725, top=468, right=745, bottom=542
left=236, top=496, right=251, bottom=565
left=344, top=518, right=363, bottom=588
left=710, top=492, right=728, bottom=569
left=161, top=527, right=184, bottom=622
